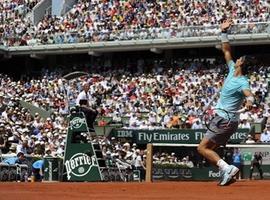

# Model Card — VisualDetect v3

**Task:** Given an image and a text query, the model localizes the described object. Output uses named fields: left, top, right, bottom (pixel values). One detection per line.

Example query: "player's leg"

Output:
left=198, top=116, right=239, bottom=185
left=198, top=115, right=234, bottom=171
left=197, top=138, right=236, bottom=186
left=197, top=138, right=234, bottom=173
left=197, top=138, right=220, bottom=165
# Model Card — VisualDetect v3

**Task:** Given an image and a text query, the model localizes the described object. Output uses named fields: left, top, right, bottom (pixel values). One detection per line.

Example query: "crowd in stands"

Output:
left=0, top=0, right=40, bottom=23
left=0, top=59, right=270, bottom=166
left=99, top=137, right=146, bottom=173
left=1, top=0, right=270, bottom=46
left=153, top=152, right=194, bottom=167
left=0, top=0, right=41, bottom=46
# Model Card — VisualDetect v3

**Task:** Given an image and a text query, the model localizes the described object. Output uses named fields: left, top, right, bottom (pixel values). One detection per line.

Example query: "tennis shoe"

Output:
left=218, top=169, right=225, bottom=185
left=219, top=165, right=239, bottom=186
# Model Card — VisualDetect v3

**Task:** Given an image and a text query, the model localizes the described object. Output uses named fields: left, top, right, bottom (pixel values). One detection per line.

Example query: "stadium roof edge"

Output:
left=2, top=33, right=270, bottom=55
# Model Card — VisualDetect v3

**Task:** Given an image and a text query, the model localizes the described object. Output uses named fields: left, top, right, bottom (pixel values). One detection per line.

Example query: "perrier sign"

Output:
left=65, top=152, right=99, bottom=180
left=63, top=112, right=103, bottom=181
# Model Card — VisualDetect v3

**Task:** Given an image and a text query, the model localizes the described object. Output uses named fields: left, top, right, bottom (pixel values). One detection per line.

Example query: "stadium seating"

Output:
left=0, top=62, right=268, bottom=152
left=1, top=0, right=270, bottom=46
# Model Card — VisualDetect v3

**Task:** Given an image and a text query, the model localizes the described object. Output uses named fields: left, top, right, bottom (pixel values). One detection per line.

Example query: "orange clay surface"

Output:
left=0, top=180, right=269, bottom=200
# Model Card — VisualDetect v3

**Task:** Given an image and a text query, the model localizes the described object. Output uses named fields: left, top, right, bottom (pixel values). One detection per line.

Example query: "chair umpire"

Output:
left=76, top=82, right=98, bottom=130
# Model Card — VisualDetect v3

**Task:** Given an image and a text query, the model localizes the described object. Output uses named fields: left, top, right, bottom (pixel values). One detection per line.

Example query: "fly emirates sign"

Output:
left=134, top=129, right=248, bottom=144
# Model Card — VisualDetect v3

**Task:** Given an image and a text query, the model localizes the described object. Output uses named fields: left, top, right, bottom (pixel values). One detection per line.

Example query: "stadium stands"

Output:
left=0, top=59, right=269, bottom=159
left=1, top=0, right=270, bottom=46
left=0, top=0, right=41, bottom=46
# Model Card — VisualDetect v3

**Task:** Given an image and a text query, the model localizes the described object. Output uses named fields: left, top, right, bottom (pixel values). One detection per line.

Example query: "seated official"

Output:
left=76, top=82, right=98, bottom=130
left=15, top=152, right=27, bottom=165
left=15, top=152, right=28, bottom=181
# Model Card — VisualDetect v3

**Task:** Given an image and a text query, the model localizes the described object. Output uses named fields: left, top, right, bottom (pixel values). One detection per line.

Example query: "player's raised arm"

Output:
left=221, top=19, right=233, bottom=64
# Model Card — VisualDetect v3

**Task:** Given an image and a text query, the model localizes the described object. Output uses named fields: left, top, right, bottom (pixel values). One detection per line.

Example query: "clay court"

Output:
left=0, top=180, right=269, bottom=200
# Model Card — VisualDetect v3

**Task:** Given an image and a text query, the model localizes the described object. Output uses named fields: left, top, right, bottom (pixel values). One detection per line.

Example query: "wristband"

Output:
left=246, top=96, right=255, bottom=104
left=221, top=33, right=229, bottom=43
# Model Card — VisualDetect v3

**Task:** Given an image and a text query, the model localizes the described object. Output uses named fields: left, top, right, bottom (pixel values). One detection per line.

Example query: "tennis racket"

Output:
left=202, top=107, right=247, bottom=133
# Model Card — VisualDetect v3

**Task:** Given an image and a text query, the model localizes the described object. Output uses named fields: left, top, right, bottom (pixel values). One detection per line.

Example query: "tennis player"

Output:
left=197, top=19, right=254, bottom=186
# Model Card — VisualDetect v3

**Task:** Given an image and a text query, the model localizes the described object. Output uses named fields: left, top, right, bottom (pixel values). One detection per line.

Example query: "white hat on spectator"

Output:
left=31, top=135, right=37, bottom=139
left=221, top=0, right=226, bottom=6
left=111, top=153, right=117, bottom=157
left=123, top=142, right=130, bottom=147
left=47, top=132, right=52, bottom=138
left=24, top=136, right=30, bottom=140
left=82, top=81, right=89, bottom=87
left=101, top=142, right=106, bottom=146
left=13, top=132, right=20, bottom=137
left=10, top=143, right=17, bottom=150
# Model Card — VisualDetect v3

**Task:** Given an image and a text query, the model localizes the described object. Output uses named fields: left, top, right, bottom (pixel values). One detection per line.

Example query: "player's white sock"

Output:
left=217, top=159, right=229, bottom=171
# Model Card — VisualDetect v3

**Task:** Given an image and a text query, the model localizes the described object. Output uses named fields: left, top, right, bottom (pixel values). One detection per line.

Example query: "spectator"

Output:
left=15, top=152, right=27, bottom=165
left=134, top=149, right=146, bottom=182
left=16, top=139, right=31, bottom=155
left=56, top=142, right=65, bottom=157
left=260, top=125, right=270, bottom=143
left=182, top=156, right=194, bottom=168
left=0, top=127, right=8, bottom=154
left=0, top=93, right=7, bottom=114
left=14, top=152, right=28, bottom=182
left=238, top=119, right=251, bottom=129
left=7, top=143, right=17, bottom=156
left=191, top=119, right=204, bottom=129
left=245, top=134, right=256, bottom=144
